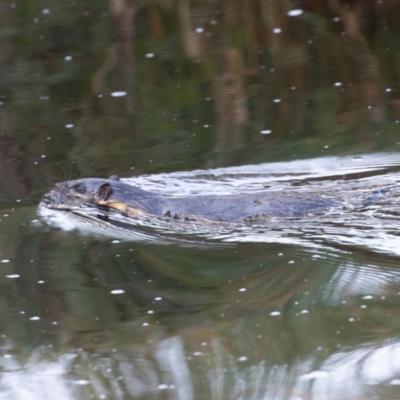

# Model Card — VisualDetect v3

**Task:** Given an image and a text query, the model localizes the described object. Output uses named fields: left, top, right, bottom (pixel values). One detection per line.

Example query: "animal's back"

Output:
left=159, top=193, right=341, bottom=222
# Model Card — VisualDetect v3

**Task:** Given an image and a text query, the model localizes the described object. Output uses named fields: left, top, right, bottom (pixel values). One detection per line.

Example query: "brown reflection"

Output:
left=0, top=112, right=32, bottom=201
left=330, top=0, right=386, bottom=125
left=178, top=0, right=203, bottom=60
left=109, top=0, right=138, bottom=116
left=0, top=0, right=399, bottom=180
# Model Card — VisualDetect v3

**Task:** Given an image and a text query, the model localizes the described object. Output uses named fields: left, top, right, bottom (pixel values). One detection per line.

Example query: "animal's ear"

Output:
left=95, top=183, right=113, bottom=201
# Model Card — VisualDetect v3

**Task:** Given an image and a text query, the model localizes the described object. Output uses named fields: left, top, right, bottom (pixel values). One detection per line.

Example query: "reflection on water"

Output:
left=0, top=154, right=390, bottom=398
left=3, top=0, right=400, bottom=397
left=40, top=153, right=400, bottom=257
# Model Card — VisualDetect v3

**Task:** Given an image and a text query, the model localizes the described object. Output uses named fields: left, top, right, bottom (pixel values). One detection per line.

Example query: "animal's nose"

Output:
left=54, top=182, right=65, bottom=191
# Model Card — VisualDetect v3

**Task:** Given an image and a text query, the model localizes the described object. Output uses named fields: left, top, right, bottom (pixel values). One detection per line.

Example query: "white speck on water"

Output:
left=145, top=53, right=155, bottom=58
left=52, top=321, right=58, bottom=325
left=272, top=28, right=282, bottom=34
left=65, top=124, right=74, bottom=128
left=273, top=98, right=281, bottom=103
left=41, top=8, right=50, bottom=14
left=1, top=259, right=10, bottom=263
left=157, top=384, right=168, bottom=390
left=74, top=380, right=90, bottom=386
left=195, top=27, right=204, bottom=33
left=362, top=295, right=373, bottom=300
left=111, top=240, right=121, bottom=244
left=349, top=318, right=355, bottom=322
left=386, top=88, right=392, bottom=92
left=142, top=322, right=149, bottom=326
left=287, top=9, right=303, bottom=17
left=41, top=155, right=46, bottom=158
left=300, top=310, right=309, bottom=314
left=239, top=288, right=246, bottom=292
left=289, top=260, right=295, bottom=264
left=5, top=274, right=20, bottom=279
left=39, top=96, right=49, bottom=100
left=334, top=82, right=342, bottom=86
left=333, top=17, right=341, bottom=22
left=29, top=316, right=40, bottom=321
left=238, top=356, right=248, bottom=362
left=33, top=18, right=39, bottom=23
left=111, top=91, right=127, bottom=97
left=210, top=20, right=217, bottom=25
left=38, top=280, right=44, bottom=284
left=360, top=304, right=367, bottom=309
left=154, top=297, right=162, bottom=301
left=64, top=55, right=73, bottom=61
left=193, top=352, right=203, bottom=356
left=111, top=289, right=125, bottom=294
left=260, top=130, right=272, bottom=134
left=147, top=310, right=154, bottom=314
left=270, top=311, right=281, bottom=316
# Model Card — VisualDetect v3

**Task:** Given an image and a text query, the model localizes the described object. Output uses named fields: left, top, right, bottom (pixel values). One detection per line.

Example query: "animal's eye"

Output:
left=72, top=183, right=86, bottom=194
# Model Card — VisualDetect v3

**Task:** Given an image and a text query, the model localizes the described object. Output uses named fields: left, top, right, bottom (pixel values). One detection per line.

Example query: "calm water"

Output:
left=2, top=1, right=400, bottom=399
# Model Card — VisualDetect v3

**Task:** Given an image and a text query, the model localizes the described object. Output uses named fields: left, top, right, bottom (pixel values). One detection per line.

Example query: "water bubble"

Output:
left=74, top=380, right=90, bottom=386
left=111, top=91, right=127, bottom=97
left=270, top=311, right=281, bottom=316
left=110, top=289, right=125, bottom=294
left=287, top=9, right=303, bottom=17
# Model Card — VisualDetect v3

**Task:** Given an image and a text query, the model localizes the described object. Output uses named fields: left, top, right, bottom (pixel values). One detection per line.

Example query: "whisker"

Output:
left=78, top=160, right=94, bottom=179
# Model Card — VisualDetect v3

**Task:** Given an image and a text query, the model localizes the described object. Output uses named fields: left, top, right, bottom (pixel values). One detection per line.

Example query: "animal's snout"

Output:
left=54, top=182, right=68, bottom=193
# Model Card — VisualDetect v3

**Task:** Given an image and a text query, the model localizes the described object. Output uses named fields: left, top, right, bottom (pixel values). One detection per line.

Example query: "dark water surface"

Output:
left=3, top=1, right=400, bottom=399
